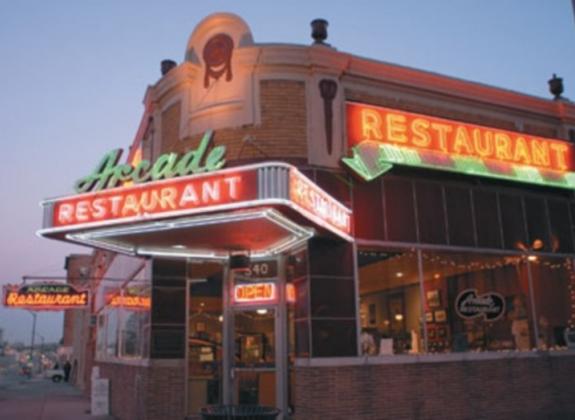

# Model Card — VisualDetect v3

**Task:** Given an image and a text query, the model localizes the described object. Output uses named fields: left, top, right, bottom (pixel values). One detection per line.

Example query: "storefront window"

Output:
left=422, top=251, right=533, bottom=352
left=187, top=261, right=223, bottom=415
left=358, top=248, right=423, bottom=355
left=356, top=247, right=574, bottom=356
left=529, top=256, right=574, bottom=350
left=105, top=308, right=119, bottom=357
left=96, top=260, right=151, bottom=361
left=118, top=280, right=151, bottom=358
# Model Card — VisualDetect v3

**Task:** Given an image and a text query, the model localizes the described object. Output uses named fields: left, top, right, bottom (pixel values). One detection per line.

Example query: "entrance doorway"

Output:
left=233, top=309, right=276, bottom=406
left=186, top=257, right=289, bottom=418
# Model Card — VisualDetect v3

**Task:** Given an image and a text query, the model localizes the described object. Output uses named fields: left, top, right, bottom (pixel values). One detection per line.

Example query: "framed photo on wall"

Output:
left=426, top=290, right=441, bottom=308
left=425, top=312, right=434, bottom=323
left=434, top=310, right=447, bottom=323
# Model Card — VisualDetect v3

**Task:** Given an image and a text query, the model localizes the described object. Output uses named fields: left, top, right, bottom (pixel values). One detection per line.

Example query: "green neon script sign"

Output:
left=342, top=141, right=575, bottom=189
left=75, top=130, right=226, bottom=193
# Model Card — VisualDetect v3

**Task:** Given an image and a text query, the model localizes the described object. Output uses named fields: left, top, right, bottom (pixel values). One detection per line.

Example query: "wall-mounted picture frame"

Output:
left=426, top=290, right=441, bottom=308
left=434, top=310, right=447, bottom=323
left=425, top=312, right=434, bottom=323
left=437, top=327, right=447, bottom=338
left=428, top=327, right=436, bottom=339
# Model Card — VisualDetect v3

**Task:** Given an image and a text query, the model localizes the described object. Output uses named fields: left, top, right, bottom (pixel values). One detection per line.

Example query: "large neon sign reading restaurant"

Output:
left=345, top=102, right=575, bottom=188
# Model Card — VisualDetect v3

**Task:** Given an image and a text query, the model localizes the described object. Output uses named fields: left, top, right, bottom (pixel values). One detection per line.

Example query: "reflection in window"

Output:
left=422, top=251, right=533, bottom=353
left=105, top=309, right=119, bottom=357
left=96, top=266, right=151, bottom=361
left=118, top=282, right=151, bottom=358
left=358, top=249, right=422, bottom=355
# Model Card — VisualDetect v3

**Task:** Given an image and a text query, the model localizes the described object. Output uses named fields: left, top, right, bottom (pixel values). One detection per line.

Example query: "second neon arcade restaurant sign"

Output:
left=343, top=102, right=575, bottom=189
left=42, top=131, right=351, bottom=239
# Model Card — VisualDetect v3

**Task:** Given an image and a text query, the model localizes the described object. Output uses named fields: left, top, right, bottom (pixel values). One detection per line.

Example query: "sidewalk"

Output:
left=0, top=375, right=115, bottom=420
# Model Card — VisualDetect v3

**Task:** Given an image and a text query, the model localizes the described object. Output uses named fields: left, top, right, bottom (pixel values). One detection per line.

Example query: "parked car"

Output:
left=44, top=367, right=65, bottom=382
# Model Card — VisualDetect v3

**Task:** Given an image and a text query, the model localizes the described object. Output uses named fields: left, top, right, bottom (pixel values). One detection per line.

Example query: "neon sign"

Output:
left=75, top=130, right=226, bottom=193
left=3, top=283, right=89, bottom=310
left=455, top=289, right=505, bottom=322
left=53, top=172, right=253, bottom=228
left=40, top=162, right=353, bottom=243
left=107, top=294, right=151, bottom=310
left=344, top=102, right=575, bottom=188
left=234, top=283, right=276, bottom=303
left=289, top=169, right=351, bottom=235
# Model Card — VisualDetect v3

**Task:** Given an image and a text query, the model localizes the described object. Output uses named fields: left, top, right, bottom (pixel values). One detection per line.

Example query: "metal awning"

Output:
left=38, top=162, right=352, bottom=258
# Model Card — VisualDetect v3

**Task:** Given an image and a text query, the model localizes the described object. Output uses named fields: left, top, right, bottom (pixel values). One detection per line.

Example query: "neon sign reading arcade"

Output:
left=75, top=130, right=226, bottom=193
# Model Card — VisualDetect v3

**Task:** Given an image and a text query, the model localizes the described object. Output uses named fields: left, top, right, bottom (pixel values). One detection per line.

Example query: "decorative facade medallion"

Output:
left=203, top=33, right=234, bottom=88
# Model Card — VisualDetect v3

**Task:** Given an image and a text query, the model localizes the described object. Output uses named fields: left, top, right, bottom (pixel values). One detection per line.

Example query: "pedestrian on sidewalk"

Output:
left=63, top=360, right=71, bottom=382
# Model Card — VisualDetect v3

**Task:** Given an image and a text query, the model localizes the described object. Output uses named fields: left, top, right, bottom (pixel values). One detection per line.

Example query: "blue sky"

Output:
left=0, top=1, right=573, bottom=344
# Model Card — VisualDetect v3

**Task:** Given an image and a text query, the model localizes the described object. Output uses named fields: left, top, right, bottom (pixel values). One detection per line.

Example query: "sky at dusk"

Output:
left=0, top=1, right=574, bottom=344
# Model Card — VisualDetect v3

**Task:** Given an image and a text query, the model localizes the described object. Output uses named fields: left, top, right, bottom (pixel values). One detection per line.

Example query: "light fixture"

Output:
left=256, top=309, right=268, bottom=315
left=395, top=272, right=404, bottom=278
left=394, top=312, right=404, bottom=322
left=172, top=244, right=187, bottom=249
left=433, top=273, right=440, bottom=279
left=218, top=315, right=223, bottom=322
left=527, top=255, right=538, bottom=262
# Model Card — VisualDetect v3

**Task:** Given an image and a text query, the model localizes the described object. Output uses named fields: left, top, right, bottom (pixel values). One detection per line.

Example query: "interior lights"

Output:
left=256, top=309, right=268, bottom=315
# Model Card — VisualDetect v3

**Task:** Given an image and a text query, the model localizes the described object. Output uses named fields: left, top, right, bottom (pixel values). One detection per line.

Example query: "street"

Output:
left=0, top=356, right=114, bottom=420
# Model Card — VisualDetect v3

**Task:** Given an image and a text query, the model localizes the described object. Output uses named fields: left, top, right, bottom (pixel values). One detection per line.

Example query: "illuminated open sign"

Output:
left=234, top=282, right=276, bottom=303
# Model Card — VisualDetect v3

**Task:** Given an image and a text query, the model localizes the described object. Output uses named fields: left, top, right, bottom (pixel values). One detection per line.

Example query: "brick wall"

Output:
left=161, top=80, right=308, bottom=163
left=99, top=361, right=185, bottom=420
left=160, top=102, right=181, bottom=154
left=294, top=353, right=575, bottom=420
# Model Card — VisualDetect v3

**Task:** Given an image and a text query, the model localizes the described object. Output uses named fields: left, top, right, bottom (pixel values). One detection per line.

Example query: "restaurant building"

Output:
left=40, top=13, right=575, bottom=420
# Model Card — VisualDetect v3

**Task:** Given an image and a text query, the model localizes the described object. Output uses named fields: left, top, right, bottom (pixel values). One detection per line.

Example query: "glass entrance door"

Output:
left=233, top=309, right=276, bottom=406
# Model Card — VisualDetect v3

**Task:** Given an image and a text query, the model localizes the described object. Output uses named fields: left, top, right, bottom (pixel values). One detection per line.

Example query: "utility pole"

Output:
left=29, top=312, right=37, bottom=371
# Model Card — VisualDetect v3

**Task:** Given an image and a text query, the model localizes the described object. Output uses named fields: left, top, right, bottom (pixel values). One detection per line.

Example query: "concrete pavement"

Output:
left=0, top=357, right=115, bottom=420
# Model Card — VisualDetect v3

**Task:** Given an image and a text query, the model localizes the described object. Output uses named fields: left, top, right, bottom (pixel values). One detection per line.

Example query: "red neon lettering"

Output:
left=234, top=283, right=276, bottom=303
left=53, top=173, right=253, bottom=227
left=289, top=170, right=351, bottom=234
left=347, top=103, right=575, bottom=172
